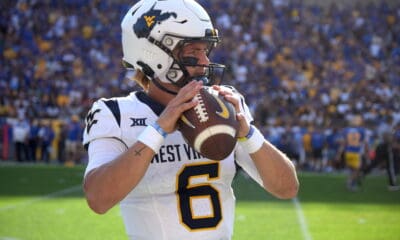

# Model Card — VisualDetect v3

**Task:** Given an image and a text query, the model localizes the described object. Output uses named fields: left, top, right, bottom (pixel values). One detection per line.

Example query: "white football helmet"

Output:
left=121, top=0, right=225, bottom=89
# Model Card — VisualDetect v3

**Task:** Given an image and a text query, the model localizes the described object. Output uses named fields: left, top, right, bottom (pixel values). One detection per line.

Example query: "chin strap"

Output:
left=152, top=78, right=178, bottom=95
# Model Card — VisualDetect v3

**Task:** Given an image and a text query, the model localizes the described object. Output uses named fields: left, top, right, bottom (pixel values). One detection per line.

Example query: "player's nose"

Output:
left=198, top=52, right=210, bottom=65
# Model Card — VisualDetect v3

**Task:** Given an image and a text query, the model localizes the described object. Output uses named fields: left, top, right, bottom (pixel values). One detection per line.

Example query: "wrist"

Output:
left=238, top=125, right=254, bottom=142
left=151, top=122, right=168, bottom=138
left=238, top=125, right=264, bottom=154
left=137, top=122, right=168, bottom=153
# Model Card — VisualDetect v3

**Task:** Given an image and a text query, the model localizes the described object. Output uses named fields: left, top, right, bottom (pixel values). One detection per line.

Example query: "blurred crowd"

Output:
left=1, top=0, right=399, bottom=171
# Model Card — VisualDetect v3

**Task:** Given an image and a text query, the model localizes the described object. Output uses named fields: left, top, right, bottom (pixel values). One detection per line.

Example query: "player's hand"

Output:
left=157, top=80, right=203, bottom=133
left=212, top=85, right=250, bottom=138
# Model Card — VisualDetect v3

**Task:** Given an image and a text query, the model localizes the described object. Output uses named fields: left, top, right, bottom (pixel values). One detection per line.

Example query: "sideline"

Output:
left=292, top=197, right=312, bottom=240
left=0, top=185, right=81, bottom=212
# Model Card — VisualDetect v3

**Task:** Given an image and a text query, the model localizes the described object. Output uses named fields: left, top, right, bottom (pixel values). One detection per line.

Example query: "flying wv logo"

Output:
left=213, top=96, right=230, bottom=119
left=85, top=109, right=101, bottom=134
left=133, top=3, right=177, bottom=38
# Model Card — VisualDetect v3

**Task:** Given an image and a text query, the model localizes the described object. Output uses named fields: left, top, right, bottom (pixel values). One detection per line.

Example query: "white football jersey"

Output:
left=83, top=90, right=263, bottom=240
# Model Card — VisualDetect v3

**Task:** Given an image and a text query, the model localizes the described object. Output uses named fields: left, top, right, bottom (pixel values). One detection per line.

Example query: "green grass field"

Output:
left=0, top=165, right=399, bottom=240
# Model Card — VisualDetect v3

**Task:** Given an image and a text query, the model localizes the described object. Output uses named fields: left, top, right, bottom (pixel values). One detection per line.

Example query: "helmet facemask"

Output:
left=161, top=30, right=226, bottom=88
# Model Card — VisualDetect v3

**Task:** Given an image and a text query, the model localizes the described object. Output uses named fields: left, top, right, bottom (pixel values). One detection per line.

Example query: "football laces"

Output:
left=193, top=93, right=209, bottom=122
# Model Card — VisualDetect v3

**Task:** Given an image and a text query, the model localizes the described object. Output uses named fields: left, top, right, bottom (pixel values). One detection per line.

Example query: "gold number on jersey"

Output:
left=176, top=162, right=222, bottom=230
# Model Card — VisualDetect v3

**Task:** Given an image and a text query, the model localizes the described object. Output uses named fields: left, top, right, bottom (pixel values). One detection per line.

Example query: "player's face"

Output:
left=179, top=42, right=210, bottom=78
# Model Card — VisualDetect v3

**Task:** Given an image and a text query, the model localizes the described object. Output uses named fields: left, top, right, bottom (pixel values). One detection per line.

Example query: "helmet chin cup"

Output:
left=192, top=76, right=210, bottom=85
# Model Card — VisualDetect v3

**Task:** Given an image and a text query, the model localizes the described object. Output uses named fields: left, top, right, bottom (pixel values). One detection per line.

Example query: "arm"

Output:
left=83, top=140, right=155, bottom=214
left=247, top=137, right=299, bottom=199
left=83, top=81, right=203, bottom=214
left=214, top=85, right=299, bottom=199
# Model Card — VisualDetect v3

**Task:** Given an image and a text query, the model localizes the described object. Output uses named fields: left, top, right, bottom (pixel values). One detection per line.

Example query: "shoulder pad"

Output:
left=83, top=98, right=122, bottom=147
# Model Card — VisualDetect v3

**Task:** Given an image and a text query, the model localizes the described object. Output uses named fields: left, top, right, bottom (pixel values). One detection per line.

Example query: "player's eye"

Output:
left=181, top=57, right=199, bottom=65
left=185, top=48, right=207, bottom=56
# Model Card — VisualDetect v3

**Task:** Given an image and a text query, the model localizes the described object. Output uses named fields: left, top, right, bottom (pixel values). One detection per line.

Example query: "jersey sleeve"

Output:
left=234, top=144, right=264, bottom=187
left=83, top=99, right=123, bottom=148
left=84, top=138, right=127, bottom=177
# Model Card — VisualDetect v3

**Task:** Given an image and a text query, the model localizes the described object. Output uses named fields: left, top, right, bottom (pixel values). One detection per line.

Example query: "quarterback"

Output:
left=82, top=0, right=299, bottom=239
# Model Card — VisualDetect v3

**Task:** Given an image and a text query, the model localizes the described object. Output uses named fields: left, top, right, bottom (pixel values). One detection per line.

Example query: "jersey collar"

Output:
left=135, top=91, right=165, bottom=116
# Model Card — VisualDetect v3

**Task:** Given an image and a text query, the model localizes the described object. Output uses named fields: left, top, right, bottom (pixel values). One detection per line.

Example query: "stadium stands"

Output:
left=1, top=0, right=399, bottom=169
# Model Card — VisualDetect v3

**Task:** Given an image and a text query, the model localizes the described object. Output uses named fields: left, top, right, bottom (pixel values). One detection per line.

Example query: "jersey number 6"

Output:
left=176, top=162, right=222, bottom=230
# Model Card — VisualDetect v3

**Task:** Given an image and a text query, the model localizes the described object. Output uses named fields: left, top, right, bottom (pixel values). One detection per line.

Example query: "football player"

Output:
left=82, top=0, right=299, bottom=239
left=338, top=116, right=368, bottom=191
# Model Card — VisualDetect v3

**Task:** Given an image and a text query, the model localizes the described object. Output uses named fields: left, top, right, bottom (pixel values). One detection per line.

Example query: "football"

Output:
left=178, top=86, right=239, bottom=160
